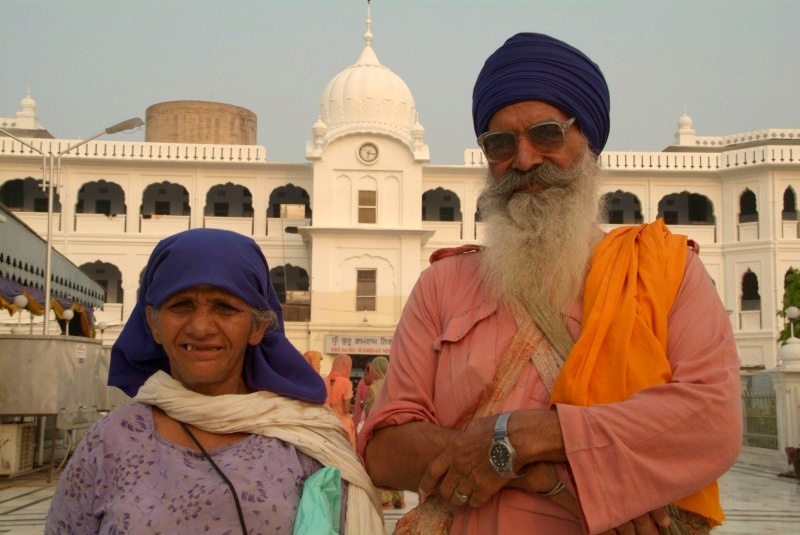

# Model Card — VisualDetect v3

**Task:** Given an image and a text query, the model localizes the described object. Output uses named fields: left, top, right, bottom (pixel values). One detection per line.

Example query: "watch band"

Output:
left=494, top=411, right=513, bottom=440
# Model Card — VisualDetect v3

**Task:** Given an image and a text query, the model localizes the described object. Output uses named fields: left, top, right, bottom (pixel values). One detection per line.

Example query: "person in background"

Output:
left=360, top=32, right=741, bottom=534
left=353, top=361, right=372, bottom=428
left=47, top=228, right=383, bottom=534
left=363, top=357, right=388, bottom=421
left=326, top=353, right=357, bottom=447
left=303, top=349, right=323, bottom=374
left=362, top=356, right=405, bottom=510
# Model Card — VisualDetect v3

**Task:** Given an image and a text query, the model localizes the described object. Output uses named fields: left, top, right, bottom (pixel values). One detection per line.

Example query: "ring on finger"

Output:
left=453, top=490, right=470, bottom=505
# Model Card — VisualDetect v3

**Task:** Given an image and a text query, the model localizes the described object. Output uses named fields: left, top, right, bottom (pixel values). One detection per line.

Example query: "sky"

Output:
left=2, top=0, right=799, bottom=165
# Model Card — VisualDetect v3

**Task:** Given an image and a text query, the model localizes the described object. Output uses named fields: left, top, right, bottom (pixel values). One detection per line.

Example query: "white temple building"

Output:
left=2, top=11, right=800, bottom=388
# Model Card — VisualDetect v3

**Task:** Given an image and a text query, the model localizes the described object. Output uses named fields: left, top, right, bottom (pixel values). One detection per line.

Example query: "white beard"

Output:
left=478, top=151, right=603, bottom=315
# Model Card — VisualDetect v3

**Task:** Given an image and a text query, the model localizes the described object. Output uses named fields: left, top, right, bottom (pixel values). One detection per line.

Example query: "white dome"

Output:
left=18, top=88, right=36, bottom=116
left=307, top=7, right=429, bottom=161
left=315, top=5, right=421, bottom=148
left=678, top=106, right=693, bottom=131
left=319, top=44, right=417, bottom=142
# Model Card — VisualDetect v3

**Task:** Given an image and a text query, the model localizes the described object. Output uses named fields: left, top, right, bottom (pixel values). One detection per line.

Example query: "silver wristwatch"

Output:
left=488, top=411, right=519, bottom=478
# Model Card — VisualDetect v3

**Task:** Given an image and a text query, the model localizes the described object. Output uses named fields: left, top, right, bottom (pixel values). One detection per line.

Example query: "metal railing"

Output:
left=741, top=391, right=778, bottom=450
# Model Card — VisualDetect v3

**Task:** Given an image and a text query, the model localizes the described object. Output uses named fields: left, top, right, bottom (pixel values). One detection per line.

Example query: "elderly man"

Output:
left=359, top=33, right=741, bottom=534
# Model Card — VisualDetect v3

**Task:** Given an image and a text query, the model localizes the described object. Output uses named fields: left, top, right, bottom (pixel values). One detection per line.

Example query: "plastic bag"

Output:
left=293, top=466, right=342, bottom=535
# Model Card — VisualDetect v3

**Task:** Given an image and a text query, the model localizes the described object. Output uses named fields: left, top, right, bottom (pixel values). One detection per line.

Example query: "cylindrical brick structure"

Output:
left=145, top=100, right=257, bottom=145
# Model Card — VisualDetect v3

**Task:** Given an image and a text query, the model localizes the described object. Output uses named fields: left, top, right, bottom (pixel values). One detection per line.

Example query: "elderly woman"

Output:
left=46, top=229, right=383, bottom=534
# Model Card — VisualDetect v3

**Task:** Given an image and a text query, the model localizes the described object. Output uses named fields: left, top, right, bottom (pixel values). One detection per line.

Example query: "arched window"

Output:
left=141, top=182, right=190, bottom=216
left=270, top=264, right=310, bottom=322
left=267, top=184, right=311, bottom=219
left=79, top=261, right=123, bottom=303
left=657, top=191, right=715, bottom=225
left=741, top=269, right=761, bottom=311
left=269, top=264, right=310, bottom=304
left=422, top=187, right=463, bottom=222
left=205, top=182, right=253, bottom=217
left=600, top=190, right=644, bottom=224
left=739, top=189, right=758, bottom=223
left=0, top=177, right=61, bottom=212
left=76, top=179, right=126, bottom=216
left=783, top=187, right=797, bottom=221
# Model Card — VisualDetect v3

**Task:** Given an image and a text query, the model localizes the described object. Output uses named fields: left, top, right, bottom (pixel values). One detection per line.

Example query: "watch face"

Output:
left=490, top=442, right=513, bottom=471
left=358, top=142, right=378, bottom=163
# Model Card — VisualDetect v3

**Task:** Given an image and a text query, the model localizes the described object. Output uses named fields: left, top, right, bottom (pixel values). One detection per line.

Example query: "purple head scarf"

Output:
left=108, top=228, right=326, bottom=403
left=472, top=32, right=610, bottom=154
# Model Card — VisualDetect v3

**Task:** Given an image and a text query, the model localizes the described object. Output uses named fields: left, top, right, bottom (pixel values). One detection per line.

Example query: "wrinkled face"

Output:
left=146, top=285, right=267, bottom=396
left=485, top=100, right=587, bottom=182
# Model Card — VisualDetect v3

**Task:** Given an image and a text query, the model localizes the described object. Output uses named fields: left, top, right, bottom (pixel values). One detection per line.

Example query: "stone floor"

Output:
left=2, top=462, right=799, bottom=534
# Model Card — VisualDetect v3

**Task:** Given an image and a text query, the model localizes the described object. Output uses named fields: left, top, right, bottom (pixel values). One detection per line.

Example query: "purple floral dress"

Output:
left=46, top=403, right=339, bottom=534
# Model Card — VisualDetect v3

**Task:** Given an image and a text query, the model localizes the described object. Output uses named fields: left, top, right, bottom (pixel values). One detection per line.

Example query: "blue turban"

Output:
left=472, top=32, right=610, bottom=154
left=108, top=228, right=326, bottom=403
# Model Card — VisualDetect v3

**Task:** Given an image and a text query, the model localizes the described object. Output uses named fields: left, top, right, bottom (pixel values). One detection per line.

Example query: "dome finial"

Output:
left=20, top=88, right=36, bottom=114
left=673, top=105, right=695, bottom=146
left=363, top=0, right=374, bottom=47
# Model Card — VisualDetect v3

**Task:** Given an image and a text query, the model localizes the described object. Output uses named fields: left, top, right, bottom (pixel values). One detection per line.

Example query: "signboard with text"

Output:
left=324, top=333, right=393, bottom=355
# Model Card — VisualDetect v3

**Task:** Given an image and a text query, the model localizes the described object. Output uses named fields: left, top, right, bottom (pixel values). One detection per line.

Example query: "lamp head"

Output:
left=13, top=294, right=28, bottom=308
left=105, top=117, right=144, bottom=135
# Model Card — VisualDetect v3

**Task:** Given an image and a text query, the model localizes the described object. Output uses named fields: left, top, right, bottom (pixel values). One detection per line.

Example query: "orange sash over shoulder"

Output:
left=550, top=220, right=723, bottom=526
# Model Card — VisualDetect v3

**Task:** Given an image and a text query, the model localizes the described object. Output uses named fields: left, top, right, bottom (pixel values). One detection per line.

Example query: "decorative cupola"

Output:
left=14, top=88, right=44, bottom=130
left=306, top=2, right=429, bottom=161
left=673, top=106, right=696, bottom=146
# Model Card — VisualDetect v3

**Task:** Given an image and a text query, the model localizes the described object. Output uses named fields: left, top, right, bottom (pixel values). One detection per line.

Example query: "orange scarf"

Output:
left=550, top=220, right=723, bottom=526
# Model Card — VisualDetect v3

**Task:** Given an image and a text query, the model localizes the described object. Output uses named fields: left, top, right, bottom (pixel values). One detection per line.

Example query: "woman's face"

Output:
left=146, top=285, right=267, bottom=395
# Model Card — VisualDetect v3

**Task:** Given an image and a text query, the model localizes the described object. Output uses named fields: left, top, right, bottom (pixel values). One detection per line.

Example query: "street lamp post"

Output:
left=61, top=308, right=74, bottom=336
left=0, top=117, right=144, bottom=334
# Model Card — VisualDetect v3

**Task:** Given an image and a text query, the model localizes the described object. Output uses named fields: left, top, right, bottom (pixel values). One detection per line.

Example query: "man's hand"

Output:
left=417, top=414, right=508, bottom=508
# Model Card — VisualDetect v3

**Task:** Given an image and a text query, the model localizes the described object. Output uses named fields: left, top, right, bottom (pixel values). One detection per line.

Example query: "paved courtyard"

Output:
left=2, top=462, right=798, bottom=534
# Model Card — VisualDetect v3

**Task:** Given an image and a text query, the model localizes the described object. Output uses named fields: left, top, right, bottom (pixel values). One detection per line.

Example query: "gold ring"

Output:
left=454, top=490, right=470, bottom=504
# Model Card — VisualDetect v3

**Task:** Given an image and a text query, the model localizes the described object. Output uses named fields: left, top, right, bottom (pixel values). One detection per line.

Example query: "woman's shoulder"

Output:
left=86, top=402, right=152, bottom=439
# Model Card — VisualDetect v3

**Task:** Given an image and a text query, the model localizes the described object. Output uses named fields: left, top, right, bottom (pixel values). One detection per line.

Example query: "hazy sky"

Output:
left=2, top=0, right=798, bottom=165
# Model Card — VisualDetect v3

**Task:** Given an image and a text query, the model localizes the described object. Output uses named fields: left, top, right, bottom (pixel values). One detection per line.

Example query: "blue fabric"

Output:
left=108, top=228, right=326, bottom=403
left=472, top=32, right=610, bottom=154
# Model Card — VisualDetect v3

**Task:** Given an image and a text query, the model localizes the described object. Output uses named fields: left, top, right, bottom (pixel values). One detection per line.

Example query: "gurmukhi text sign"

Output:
left=324, top=334, right=392, bottom=355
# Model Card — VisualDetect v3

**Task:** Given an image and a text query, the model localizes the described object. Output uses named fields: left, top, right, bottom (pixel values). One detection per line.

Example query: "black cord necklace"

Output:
left=179, top=421, right=248, bottom=535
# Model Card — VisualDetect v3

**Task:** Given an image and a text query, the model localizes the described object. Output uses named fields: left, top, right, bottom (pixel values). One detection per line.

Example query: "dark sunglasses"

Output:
left=477, top=117, right=576, bottom=163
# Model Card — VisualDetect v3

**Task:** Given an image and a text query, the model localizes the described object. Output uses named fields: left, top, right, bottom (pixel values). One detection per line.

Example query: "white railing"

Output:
left=14, top=211, right=60, bottom=233
left=0, top=137, right=267, bottom=163
left=466, top=145, right=800, bottom=172
left=94, top=303, right=124, bottom=324
left=782, top=221, right=799, bottom=240
left=74, top=213, right=126, bottom=233
left=463, top=149, right=487, bottom=167
left=692, top=128, right=800, bottom=148
left=422, top=221, right=463, bottom=242
left=602, top=146, right=799, bottom=172
left=139, top=215, right=190, bottom=234
left=266, top=217, right=310, bottom=237
left=204, top=216, right=253, bottom=235
left=740, top=310, right=762, bottom=331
